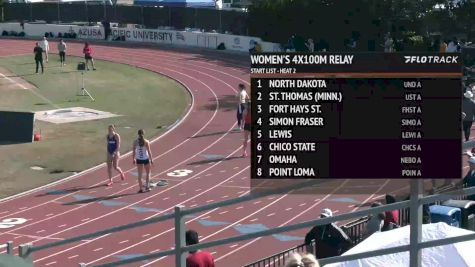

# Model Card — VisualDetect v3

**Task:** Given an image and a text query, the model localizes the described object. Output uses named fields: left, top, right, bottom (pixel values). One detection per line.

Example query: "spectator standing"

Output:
left=33, top=42, right=44, bottom=74
left=185, top=230, right=215, bottom=267
left=83, top=42, right=97, bottom=71
left=463, top=90, right=475, bottom=141
left=384, top=33, right=394, bottom=52
left=57, top=39, right=67, bottom=67
left=383, top=194, right=399, bottom=230
left=440, top=40, right=448, bottom=53
left=447, top=38, right=458, bottom=52
left=39, top=36, right=49, bottom=63
left=306, top=38, right=315, bottom=52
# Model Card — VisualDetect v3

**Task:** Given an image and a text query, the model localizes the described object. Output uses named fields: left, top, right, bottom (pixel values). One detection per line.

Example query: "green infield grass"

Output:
left=0, top=54, right=191, bottom=198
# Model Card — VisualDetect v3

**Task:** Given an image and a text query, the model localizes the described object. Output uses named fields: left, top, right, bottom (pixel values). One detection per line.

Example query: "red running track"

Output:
left=0, top=39, right=467, bottom=267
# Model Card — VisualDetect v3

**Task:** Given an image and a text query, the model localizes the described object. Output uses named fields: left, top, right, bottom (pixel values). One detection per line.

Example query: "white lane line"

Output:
left=89, top=191, right=97, bottom=194
left=236, top=206, right=243, bottom=210
left=0, top=51, right=218, bottom=215
left=35, top=234, right=111, bottom=263
left=221, top=195, right=229, bottom=198
left=179, top=193, right=187, bottom=196
left=253, top=201, right=261, bottom=204
left=162, top=197, right=170, bottom=200
left=19, top=50, right=245, bottom=264
left=267, top=213, right=275, bottom=217
left=233, top=167, right=239, bottom=170
left=0, top=70, right=215, bottom=224
left=119, top=240, right=129, bottom=244
left=229, top=244, right=239, bottom=248
left=45, top=261, right=56, bottom=266
left=87, top=168, right=249, bottom=266
left=58, top=224, right=67, bottom=228
left=218, top=211, right=228, bottom=215
left=250, top=218, right=258, bottom=222
left=19, top=207, right=28, bottom=210
left=137, top=180, right=268, bottom=267
left=220, top=170, right=226, bottom=173
left=93, top=248, right=103, bottom=252
left=214, top=180, right=350, bottom=262
left=285, top=208, right=292, bottom=211
left=299, top=203, right=306, bottom=207
left=145, top=202, right=154, bottom=205
left=81, top=218, right=90, bottom=222
left=142, top=234, right=151, bottom=238
left=45, top=213, right=54, bottom=217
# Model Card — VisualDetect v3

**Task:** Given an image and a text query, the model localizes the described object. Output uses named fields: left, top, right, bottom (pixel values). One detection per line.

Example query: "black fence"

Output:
left=2, top=3, right=248, bottom=35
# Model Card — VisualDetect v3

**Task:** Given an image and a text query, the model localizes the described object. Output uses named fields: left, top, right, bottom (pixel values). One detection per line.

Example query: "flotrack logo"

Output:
left=404, top=56, right=458, bottom=64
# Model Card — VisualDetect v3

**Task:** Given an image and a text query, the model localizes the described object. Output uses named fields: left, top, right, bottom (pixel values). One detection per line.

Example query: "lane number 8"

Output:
left=0, top=218, right=27, bottom=229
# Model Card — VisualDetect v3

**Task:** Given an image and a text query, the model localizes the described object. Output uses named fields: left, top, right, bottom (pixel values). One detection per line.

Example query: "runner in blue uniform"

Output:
left=106, top=125, right=126, bottom=186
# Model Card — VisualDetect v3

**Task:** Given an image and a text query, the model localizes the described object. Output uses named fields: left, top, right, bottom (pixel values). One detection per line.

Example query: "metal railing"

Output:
left=242, top=241, right=313, bottom=267
left=243, top=182, right=472, bottom=267
left=11, top=179, right=475, bottom=267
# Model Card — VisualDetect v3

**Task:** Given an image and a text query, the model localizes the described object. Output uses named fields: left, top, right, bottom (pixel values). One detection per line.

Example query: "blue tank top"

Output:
left=107, top=135, right=117, bottom=154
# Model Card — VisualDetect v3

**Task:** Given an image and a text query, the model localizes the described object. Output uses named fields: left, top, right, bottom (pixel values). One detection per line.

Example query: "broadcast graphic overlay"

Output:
left=250, top=53, right=463, bottom=193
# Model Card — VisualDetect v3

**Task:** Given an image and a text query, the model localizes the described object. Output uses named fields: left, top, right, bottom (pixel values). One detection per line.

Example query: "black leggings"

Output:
left=237, top=103, right=246, bottom=127
left=59, top=51, right=65, bottom=63
left=463, top=120, right=473, bottom=141
left=35, top=59, right=43, bottom=73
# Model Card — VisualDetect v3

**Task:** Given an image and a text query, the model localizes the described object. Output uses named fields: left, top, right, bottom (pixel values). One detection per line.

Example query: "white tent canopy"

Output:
left=325, top=222, right=475, bottom=267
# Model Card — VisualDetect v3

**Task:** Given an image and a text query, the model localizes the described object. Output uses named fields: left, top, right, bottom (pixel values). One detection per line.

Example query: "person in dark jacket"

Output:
left=463, top=90, right=475, bottom=141
left=304, top=209, right=352, bottom=259
left=33, top=42, right=44, bottom=74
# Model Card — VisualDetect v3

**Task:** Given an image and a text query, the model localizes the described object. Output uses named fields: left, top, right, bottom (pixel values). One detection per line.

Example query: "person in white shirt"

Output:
left=236, top=83, right=249, bottom=131
left=39, top=37, right=49, bottom=62
left=57, top=39, right=67, bottom=66
left=305, top=38, right=314, bottom=52
left=447, top=38, right=458, bottom=53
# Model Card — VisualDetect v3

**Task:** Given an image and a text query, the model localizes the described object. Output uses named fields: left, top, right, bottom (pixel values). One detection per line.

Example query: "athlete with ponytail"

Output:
left=132, top=129, right=153, bottom=193
left=106, top=125, right=126, bottom=186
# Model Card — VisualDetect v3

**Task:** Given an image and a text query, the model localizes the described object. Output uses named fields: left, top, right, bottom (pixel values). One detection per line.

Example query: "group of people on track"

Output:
left=33, top=37, right=96, bottom=73
left=106, top=83, right=251, bottom=193
left=106, top=126, right=154, bottom=193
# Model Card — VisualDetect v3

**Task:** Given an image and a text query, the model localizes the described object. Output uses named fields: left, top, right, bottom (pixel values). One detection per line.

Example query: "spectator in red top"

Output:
left=186, top=230, right=215, bottom=267
left=383, top=194, right=399, bottom=230
left=83, top=42, right=96, bottom=71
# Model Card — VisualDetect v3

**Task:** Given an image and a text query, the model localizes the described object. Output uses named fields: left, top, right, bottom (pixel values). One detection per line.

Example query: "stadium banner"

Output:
left=110, top=28, right=174, bottom=44
left=76, top=26, right=104, bottom=40
left=0, top=22, right=281, bottom=52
